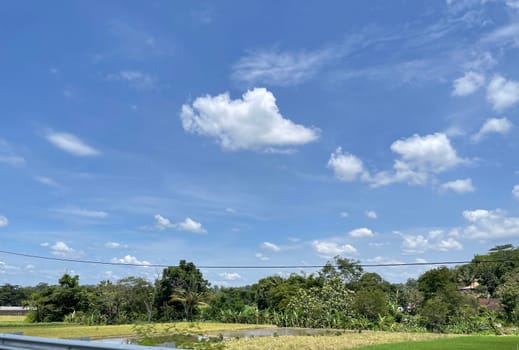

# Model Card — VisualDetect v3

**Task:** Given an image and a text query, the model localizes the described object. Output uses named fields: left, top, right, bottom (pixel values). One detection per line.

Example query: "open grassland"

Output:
left=223, top=332, right=459, bottom=350
left=0, top=321, right=275, bottom=339
left=353, top=335, right=519, bottom=350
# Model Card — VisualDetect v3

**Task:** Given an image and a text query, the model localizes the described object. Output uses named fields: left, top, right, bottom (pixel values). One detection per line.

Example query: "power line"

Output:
left=0, top=249, right=514, bottom=269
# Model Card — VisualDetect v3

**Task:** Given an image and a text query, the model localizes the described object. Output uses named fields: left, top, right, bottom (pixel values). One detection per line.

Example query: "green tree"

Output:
left=496, top=272, right=519, bottom=323
left=156, top=260, right=209, bottom=321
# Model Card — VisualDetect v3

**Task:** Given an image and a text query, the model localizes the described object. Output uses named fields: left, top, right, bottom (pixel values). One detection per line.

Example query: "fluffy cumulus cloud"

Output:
left=261, top=242, right=281, bottom=252
left=177, top=217, right=207, bottom=234
left=349, top=227, right=374, bottom=238
left=219, top=272, right=242, bottom=281
left=50, top=241, right=79, bottom=257
left=452, top=71, right=485, bottom=96
left=180, top=88, right=319, bottom=152
left=329, top=133, right=465, bottom=188
left=400, top=230, right=463, bottom=254
left=231, top=48, right=334, bottom=86
left=154, top=214, right=207, bottom=234
left=513, top=185, right=519, bottom=199
left=441, top=178, right=475, bottom=193
left=327, top=148, right=367, bottom=182
left=461, top=209, right=519, bottom=239
left=0, top=215, right=8, bottom=227
left=45, top=131, right=100, bottom=156
left=111, top=255, right=151, bottom=266
left=486, top=75, right=519, bottom=111
left=365, top=210, right=378, bottom=219
left=472, top=118, right=513, bottom=142
left=312, top=240, right=357, bottom=257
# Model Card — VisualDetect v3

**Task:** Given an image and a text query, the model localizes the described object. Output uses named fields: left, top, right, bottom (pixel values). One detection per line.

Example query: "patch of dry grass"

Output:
left=222, top=331, right=461, bottom=350
left=0, top=315, right=26, bottom=323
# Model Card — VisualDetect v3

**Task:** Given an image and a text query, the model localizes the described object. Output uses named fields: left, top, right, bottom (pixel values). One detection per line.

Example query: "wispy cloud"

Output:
left=261, top=242, right=281, bottom=252
left=472, top=117, right=512, bottom=142
left=45, top=131, right=100, bottom=156
left=106, top=70, right=158, bottom=90
left=51, top=207, right=109, bottom=218
left=34, top=176, right=60, bottom=187
left=0, top=139, right=25, bottom=167
left=0, top=215, right=8, bottom=227
left=232, top=48, right=337, bottom=86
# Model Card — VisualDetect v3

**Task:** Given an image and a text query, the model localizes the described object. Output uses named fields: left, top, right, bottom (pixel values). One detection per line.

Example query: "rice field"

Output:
left=222, top=331, right=459, bottom=350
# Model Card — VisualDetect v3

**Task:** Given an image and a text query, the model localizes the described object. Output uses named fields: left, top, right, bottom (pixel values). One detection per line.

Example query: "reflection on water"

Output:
left=208, top=327, right=346, bottom=338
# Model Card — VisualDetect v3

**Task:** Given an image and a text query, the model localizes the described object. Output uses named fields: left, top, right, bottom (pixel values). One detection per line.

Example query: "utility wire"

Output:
left=0, top=249, right=515, bottom=269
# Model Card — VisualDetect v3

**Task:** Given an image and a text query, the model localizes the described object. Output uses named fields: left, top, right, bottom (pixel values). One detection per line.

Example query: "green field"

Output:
left=1, top=317, right=516, bottom=350
left=354, top=336, right=519, bottom=350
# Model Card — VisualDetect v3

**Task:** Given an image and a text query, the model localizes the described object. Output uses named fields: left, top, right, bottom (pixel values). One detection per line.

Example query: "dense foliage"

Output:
left=2, top=244, right=519, bottom=333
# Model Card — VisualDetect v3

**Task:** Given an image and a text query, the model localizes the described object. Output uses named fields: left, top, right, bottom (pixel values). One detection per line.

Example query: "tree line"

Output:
left=2, top=244, right=519, bottom=333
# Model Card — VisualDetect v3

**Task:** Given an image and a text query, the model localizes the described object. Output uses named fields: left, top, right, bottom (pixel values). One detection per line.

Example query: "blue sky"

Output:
left=2, top=0, right=519, bottom=286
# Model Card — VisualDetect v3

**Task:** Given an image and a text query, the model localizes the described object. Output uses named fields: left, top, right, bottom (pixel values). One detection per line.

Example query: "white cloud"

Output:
left=0, top=139, right=25, bottom=166
left=105, top=242, right=127, bottom=249
left=34, top=176, right=59, bottom=187
left=261, top=242, right=281, bottom=252
left=339, top=211, right=349, bottom=218
left=0, top=215, right=8, bottom=227
left=390, top=133, right=463, bottom=172
left=472, top=118, right=512, bottom=142
left=349, top=227, right=374, bottom=238
left=177, top=217, right=207, bottom=234
left=107, top=70, right=157, bottom=90
left=52, top=207, right=109, bottom=218
left=231, top=48, right=334, bottom=86
left=481, top=23, right=519, bottom=48
left=154, top=214, right=207, bottom=234
left=486, top=75, right=519, bottom=111
left=441, top=178, right=475, bottom=193
left=50, top=241, right=78, bottom=257
left=365, top=210, right=378, bottom=219
left=401, top=231, right=463, bottom=254
left=327, top=148, right=367, bottom=182
left=255, top=253, right=269, bottom=261
left=180, top=88, right=319, bottom=152
left=312, top=240, right=357, bottom=256
left=40, top=242, right=49, bottom=247
left=461, top=209, right=519, bottom=239
left=330, top=133, right=465, bottom=188
left=452, top=71, right=485, bottom=96
left=437, top=238, right=463, bottom=251
left=111, top=255, right=151, bottom=266
left=225, top=207, right=236, bottom=214
left=513, top=185, right=519, bottom=199
left=219, top=272, right=242, bottom=281
left=45, top=131, right=100, bottom=156
left=507, top=0, right=519, bottom=10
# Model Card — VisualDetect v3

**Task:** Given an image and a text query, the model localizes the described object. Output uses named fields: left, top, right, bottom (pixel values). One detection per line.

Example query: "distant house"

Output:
left=0, top=306, right=31, bottom=316
left=457, top=281, right=480, bottom=292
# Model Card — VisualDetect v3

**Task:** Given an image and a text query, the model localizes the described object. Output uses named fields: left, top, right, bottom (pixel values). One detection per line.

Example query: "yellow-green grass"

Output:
left=0, top=322, right=275, bottom=339
left=223, top=331, right=461, bottom=350
left=0, top=315, right=26, bottom=323
left=354, top=335, right=519, bottom=350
